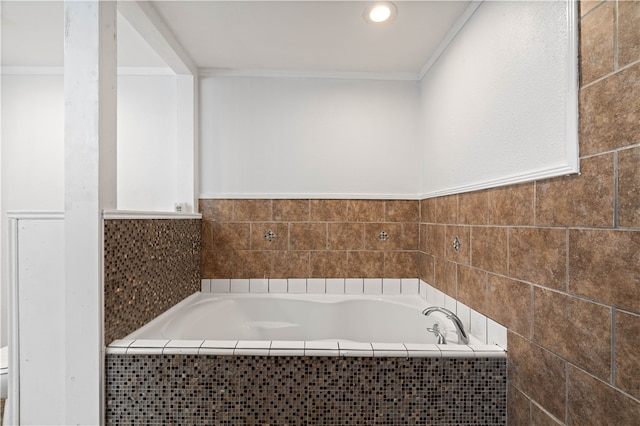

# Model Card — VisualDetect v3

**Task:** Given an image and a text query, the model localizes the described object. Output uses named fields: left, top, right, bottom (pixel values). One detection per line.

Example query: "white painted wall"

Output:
left=419, top=0, right=578, bottom=197
left=1, top=74, right=65, bottom=347
left=0, top=72, right=179, bottom=345
left=117, top=74, right=178, bottom=211
left=199, top=76, right=421, bottom=199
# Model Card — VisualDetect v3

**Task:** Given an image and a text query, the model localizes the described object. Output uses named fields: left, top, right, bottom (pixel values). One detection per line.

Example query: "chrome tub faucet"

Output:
left=422, top=306, right=470, bottom=345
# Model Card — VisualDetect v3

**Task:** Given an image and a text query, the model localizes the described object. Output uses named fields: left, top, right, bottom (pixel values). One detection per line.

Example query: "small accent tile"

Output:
left=471, top=309, right=489, bottom=345
left=230, top=279, right=250, bottom=293
left=383, top=278, right=401, bottom=294
left=307, top=278, right=326, bottom=294
left=249, top=278, right=268, bottom=293
left=288, top=278, right=307, bottom=293
left=488, top=319, right=507, bottom=349
left=363, top=278, right=382, bottom=294
left=129, top=339, right=169, bottom=348
left=109, top=339, right=134, bottom=348
left=200, top=340, right=238, bottom=349
left=439, top=345, right=475, bottom=358
left=404, top=343, right=441, bottom=357
left=372, top=342, right=408, bottom=357
left=325, top=278, right=345, bottom=294
left=268, top=278, right=288, bottom=293
left=345, top=278, right=364, bottom=294
left=401, top=278, right=419, bottom=294
left=211, top=278, right=230, bottom=293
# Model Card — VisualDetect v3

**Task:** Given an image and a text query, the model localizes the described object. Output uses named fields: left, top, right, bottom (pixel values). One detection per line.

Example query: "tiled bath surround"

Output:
left=199, top=278, right=507, bottom=350
left=200, top=199, right=419, bottom=279
left=104, top=215, right=202, bottom=344
left=106, top=355, right=506, bottom=425
left=137, top=1, right=640, bottom=423
left=417, top=3, right=640, bottom=424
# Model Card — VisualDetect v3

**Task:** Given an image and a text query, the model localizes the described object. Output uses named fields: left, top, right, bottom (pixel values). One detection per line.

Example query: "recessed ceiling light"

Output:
left=364, top=2, right=397, bottom=24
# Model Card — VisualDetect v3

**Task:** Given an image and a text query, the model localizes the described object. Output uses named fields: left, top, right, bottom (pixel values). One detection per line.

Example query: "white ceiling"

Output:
left=1, top=1, right=471, bottom=75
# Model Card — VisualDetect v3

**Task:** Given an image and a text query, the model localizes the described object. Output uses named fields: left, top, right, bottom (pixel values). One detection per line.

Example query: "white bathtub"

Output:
left=110, top=292, right=505, bottom=358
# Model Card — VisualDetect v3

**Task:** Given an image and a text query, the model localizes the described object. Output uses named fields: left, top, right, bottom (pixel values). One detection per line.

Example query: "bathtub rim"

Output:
left=107, top=291, right=506, bottom=358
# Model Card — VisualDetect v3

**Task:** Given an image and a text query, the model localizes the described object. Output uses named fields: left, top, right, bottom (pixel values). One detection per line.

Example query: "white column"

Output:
left=176, top=74, right=198, bottom=211
left=64, top=1, right=117, bottom=424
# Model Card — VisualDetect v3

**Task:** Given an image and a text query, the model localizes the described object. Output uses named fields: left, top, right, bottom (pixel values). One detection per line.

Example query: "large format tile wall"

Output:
left=200, top=199, right=419, bottom=279
left=104, top=218, right=201, bottom=344
left=419, top=2, right=639, bottom=423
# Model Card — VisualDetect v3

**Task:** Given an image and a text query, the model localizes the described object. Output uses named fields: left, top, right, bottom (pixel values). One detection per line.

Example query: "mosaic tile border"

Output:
left=106, top=354, right=507, bottom=425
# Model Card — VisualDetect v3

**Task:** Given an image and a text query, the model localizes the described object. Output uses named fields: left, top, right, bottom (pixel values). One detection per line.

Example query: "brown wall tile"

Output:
left=487, top=183, right=534, bottom=226
left=509, top=227, right=567, bottom=290
left=508, top=331, right=566, bottom=422
left=272, top=199, right=310, bottom=221
left=618, top=146, right=640, bottom=228
left=327, top=223, right=364, bottom=250
left=425, top=224, right=445, bottom=257
left=508, top=385, right=531, bottom=426
left=530, top=403, right=563, bottom=426
left=569, top=229, right=640, bottom=311
left=580, top=63, right=640, bottom=155
left=347, top=200, right=385, bottom=222
left=384, top=251, right=418, bottom=278
left=210, top=222, right=250, bottom=250
left=615, top=310, right=640, bottom=399
left=202, top=250, right=236, bottom=278
left=310, top=199, right=348, bottom=221
left=420, top=198, right=436, bottom=223
left=236, top=250, right=272, bottom=278
left=250, top=222, right=289, bottom=250
left=471, top=226, right=508, bottom=275
left=458, top=190, right=488, bottom=225
left=618, top=0, right=640, bottom=67
left=234, top=199, right=272, bottom=221
left=534, top=287, right=611, bottom=380
left=272, top=251, right=309, bottom=278
left=487, top=275, right=532, bottom=338
left=385, top=200, right=419, bottom=222
left=579, top=1, right=615, bottom=85
left=435, top=195, right=458, bottom=224
left=580, top=1, right=603, bottom=17
left=456, top=265, right=487, bottom=314
left=419, top=224, right=428, bottom=252
left=347, top=251, right=384, bottom=278
left=568, top=364, right=640, bottom=426
left=401, top=223, right=419, bottom=250
left=310, top=251, right=347, bottom=278
left=289, top=223, right=327, bottom=250
left=419, top=253, right=435, bottom=284
left=202, top=221, right=213, bottom=250
left=445, top=225, right=470, bottom=265
left=364, top=223, right=403, bottom=250
left=199, top=199, right=233, bottom=221
left=536, top=154, right=615, bottom=227
left=434, top=257, right=456, bottom=297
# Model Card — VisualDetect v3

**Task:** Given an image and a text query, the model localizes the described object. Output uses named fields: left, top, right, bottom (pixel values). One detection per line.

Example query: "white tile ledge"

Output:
left=103, top=210, right=201, bottom=220
left=106, top=339, right=504, bottom=358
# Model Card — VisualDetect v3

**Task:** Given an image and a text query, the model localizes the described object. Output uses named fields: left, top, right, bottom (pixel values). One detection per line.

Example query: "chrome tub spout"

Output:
left=422, top=306, right=470, bottom=345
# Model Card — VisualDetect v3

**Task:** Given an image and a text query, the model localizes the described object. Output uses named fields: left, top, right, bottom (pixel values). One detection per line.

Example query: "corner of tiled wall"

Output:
left=418, top=1, right=640, bottom=423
